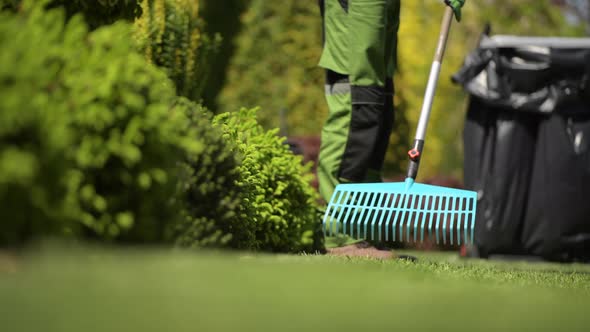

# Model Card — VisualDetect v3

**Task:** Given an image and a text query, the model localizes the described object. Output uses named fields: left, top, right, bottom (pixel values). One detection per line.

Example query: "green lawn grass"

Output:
left=1, top=245, right=589, bottom=332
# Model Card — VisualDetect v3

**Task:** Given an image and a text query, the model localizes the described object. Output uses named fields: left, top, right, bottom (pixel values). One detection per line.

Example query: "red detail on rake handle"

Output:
left=408, top=149, right=421, bottom=161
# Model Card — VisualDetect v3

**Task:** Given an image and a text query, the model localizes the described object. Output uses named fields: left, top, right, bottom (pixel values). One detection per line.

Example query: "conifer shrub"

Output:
left=169, top=98, right=247, bottom=248
left=134, top=0, right=220, bottom=102
left=214, top=108, right=323, bottom=253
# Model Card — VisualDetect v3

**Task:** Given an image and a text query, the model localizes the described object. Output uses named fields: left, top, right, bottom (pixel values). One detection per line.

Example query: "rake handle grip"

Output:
left=407, top=6, right=454, bottom=180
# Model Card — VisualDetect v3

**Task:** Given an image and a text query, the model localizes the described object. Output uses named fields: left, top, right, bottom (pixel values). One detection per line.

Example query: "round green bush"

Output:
left=214, top=108, right=324, bottom=253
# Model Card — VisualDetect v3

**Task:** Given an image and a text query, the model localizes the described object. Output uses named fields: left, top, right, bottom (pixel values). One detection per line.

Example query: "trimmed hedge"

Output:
left=214, top=108, right=323, bottom=253
left=172, top=104, right=324, bottom=253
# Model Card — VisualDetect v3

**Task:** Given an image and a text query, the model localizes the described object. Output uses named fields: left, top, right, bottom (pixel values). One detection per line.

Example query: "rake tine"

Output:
left=323, top=192, right=337, bottom=237
left=342, top=191, right=360, bottom=234
left=372, top=193, right=387, bottom=241
left=342, top=191, right=361, bottom=234
left=412, top=195, right=424, bottom=242
left=398, top=194, right=413, bottom=242
left=339, top=191, right=354, bottom=236
left=425, top=197, right=433, bottom=242
left=356, top=193, right=369, bottom=238
left=391, top=194, right=405, bottom=242
left=457, top=197, right=464, bottom=245
left=384, top=194, right=397, bottom=241
left=443, top=197, right=452, bottom=245
left=349, top=193, right=363, bottom=238
left=449, top=197, right=455, bottom=245
left=325, top=204, right=338, bottom=237
left=435, top=197, right=442, bottom=244
left=470, top=198, right=475, bottom=243
left=377, top=194, right=388, bottom=241
left=464, top=197, right=470, bottom=244
left=363, top=193, right=379, bottom=239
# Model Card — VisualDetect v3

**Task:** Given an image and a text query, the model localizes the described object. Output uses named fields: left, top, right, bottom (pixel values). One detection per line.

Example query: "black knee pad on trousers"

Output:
left=339, top=85, right=386, bottom=181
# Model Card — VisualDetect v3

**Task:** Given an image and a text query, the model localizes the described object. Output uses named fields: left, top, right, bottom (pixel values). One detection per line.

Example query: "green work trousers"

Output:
left=317, top=0, right=400, bottom=204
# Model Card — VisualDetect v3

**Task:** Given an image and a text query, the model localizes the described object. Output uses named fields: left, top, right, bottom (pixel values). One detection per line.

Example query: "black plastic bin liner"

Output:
left=463, top=98, right=539, bottom=257
left=455, top=34, right=590, bottom=262
left=521, top=110, right=590, bottom=262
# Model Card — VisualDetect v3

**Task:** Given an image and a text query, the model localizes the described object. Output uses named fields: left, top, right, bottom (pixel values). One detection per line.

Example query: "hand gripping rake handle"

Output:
left=407, top=7, right=454, bottom=180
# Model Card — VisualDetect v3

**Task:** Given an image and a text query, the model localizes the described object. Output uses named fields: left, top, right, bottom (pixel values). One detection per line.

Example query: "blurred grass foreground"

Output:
left=1, top=246, right=590, bottom=332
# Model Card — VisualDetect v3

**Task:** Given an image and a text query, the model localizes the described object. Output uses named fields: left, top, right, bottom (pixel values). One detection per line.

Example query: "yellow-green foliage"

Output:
left=134, top=0, right=220, bottom=102
left=214, top=108, right=323, bottom=253
left=0, top=1, right=200, bottom=244
left=0, top=3, right=78, bottom=244
left=218, top=0, right=326, bottom=135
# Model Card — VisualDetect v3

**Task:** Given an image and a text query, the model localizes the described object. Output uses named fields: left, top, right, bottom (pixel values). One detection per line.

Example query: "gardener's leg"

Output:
left=318, top=0, right=352, bottom=204
left=343, top=0, right=392, bottom=183
left=367, top=0, right=400, bottom=181
left=318, top=0, right=395, bottom=202
left=318, top=70, right=352, bottom=204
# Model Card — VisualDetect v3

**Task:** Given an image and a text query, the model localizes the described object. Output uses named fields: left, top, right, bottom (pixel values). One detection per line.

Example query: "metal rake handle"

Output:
left=407, top=6, right=454, bottom=180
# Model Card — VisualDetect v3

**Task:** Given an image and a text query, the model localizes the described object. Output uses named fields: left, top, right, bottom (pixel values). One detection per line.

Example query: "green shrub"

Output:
left=65, top=21, right=199, bottom=242
left=0, top=1, right=200, bottom=244
left=134, top=0, right=220, bottom=103
left=214, top=108, right=323, bottom=253
left=169, top=98, right=246, bottom=248
left=0, top=5, right=78, bottom=245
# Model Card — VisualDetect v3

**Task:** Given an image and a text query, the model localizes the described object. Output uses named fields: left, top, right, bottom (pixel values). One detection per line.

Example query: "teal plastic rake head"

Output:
left=323, top=178, right=477, bottom=245
left=322, top=7, right=477, bottom=245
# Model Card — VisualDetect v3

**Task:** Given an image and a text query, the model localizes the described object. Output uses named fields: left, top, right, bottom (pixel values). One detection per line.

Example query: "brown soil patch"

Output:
left=326, top=241, right=395, bottom=260
left=0, top=251, right=19, bottom=273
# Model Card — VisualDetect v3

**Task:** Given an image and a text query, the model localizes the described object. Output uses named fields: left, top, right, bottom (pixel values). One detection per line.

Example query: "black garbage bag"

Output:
left=522, top=109, right=590, bottom=262
left=454, top=34, right=590, bottom=262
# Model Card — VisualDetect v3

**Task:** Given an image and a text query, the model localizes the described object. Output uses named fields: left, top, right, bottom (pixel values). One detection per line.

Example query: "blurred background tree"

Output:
left=200, top=0, right=251, bottom=110
left=217, top=0, right=326, bottom=135
left=134, top=0, right=220, bottom=102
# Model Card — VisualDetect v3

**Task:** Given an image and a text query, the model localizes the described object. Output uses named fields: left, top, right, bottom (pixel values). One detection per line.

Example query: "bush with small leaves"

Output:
left=169, top=98, right=247, bottom=248
left=214, top=108, right=324, bottom=253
